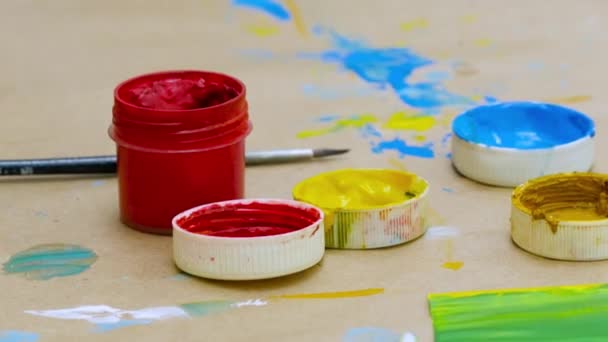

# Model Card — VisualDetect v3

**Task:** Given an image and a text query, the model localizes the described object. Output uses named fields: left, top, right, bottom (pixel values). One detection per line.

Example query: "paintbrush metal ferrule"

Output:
left=0, top=148, right=349, bottom=176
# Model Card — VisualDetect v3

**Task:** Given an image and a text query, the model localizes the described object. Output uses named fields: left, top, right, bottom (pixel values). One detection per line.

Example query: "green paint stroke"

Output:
left=3, top=244, right=97, bottom=280
left=179, top=300, right=235, bottom=317
left=428, top=283, right=608, bottom=341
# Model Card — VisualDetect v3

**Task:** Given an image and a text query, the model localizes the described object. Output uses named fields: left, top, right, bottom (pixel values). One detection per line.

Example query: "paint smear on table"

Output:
left=273, top=288, right=384, bottom=299
left=383, top=111, right=436, bottom=132
left=301, top=28, right=474, bottom=113
left=547, top=95, right=592, bottom=104
left=428, top=283, right=608, bottom=341
left=3, top=244, right=97, bottom=280
left=232, top=0, right=291, bottom=21
left=344, top=327, right=417, bottom=342
left=25, top=287, right=384, bottom=332
left=243, top=23, right=280, bottom=37
left=372, top=138, right=434, bottom=159
left=425, top=226, right=460, bottom=240
left=441, top=239, right=463, bottom=271
left=283, top=0, right=307, bottom=36
left=473, top=38, right=492, bottom=47
left=297, top=114, right=377, bottom=138
left=0, top=331, right=39, bottom=342
left=400, top=18, right=428, bottom=31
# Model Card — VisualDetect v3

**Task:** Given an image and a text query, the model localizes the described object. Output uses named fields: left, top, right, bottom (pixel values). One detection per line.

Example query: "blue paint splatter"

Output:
left=301, top=28, right=474, bottom=113
left=94, top=320, right=152, bottom=332
left=483, top=95, right=498, bottom=103
left=372, top=138, right=434, bottom=158
left=0, top=331, right=39, bottom=342
left=316, top=114, right=340, bottom=122
left=343, top=327, right=416, bottom=342
left=440, top=133, right=452, bottom=146
left=3, top=244, right=97, bottom=280
left=361, top=124, right=383, bottom=138
left=232, top=0, right=291, bottom=21
left=442, top=187, right=455, bottom=193
left=445, top=152, right=452, bottom=159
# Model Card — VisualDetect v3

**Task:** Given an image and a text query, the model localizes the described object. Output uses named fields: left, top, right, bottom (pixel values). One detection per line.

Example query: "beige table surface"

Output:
left=1, top=0, right=608, bottom=341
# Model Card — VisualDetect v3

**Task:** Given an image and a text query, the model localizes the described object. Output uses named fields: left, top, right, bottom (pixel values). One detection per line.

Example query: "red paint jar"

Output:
left=109, top=70, right=251, bottom=235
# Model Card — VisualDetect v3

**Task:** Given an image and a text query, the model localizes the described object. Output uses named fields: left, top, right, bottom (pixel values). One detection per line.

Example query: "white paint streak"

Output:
left=401, top=332, right=417, bottom=342
left=231, top=299, right=268, bottom=308
left=24, top=305, right=188, bottom=324
left=425, top=226, right=460, bottom=240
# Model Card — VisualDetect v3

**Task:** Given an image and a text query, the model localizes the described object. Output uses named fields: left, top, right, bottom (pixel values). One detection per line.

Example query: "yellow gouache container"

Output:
left=292, top=168, right=429, bottom=249
left=511, top=172, right=608, bottom=260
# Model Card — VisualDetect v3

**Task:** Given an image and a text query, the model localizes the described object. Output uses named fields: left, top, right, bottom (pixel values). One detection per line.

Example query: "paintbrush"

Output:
left=0, top=148, right=349, bottom=176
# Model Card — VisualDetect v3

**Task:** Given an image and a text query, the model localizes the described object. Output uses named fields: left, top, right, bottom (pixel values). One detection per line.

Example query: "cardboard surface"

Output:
left=1, top=0, right=607, bottom=340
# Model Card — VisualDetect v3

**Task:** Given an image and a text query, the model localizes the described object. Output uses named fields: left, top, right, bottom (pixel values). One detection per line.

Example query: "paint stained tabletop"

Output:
left=1, top=0, right=608, bottom=341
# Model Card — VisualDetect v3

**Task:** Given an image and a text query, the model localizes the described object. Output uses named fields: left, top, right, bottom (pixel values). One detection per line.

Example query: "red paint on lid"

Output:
left=176, top=201, right=322, bottom=238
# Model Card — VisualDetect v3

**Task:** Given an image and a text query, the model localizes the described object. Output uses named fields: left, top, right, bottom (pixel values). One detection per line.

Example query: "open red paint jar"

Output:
left=109, top=70, right=251, bottom=234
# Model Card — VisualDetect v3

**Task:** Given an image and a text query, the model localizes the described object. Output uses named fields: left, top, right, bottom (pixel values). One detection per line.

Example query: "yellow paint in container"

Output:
left=293, top=169, right=429, bottom=249
left=511, top=172, right=608, bottom=260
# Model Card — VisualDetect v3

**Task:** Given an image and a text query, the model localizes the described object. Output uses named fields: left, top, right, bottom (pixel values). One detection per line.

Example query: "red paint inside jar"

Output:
left=127, top=78, right=238, bottom=110
left=109, top=70, right=251, bottom=235
left=177, top=201, right=321, bottom=237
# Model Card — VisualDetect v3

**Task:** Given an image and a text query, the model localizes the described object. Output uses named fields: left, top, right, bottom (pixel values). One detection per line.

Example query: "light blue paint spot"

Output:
left=179, top=300, right=235, bottom=317
left=91, top=180, right=105, bottom=187
left=442, top=187, right=455, bottom=193
left=232, top=0, right=290, bottom=21
left=424, top=71, right=451, bottom=82
left=361, top=124, right=383, bottom=138
left=299, top=29, right=474, bottom=113
left=170, top=273, right=193, bottom=281
left=440, top=133, right=452, bottom=147
left=445, top=152, right=452, bottom=159
left=0, top=331, right=39, bottom=342
left=344, top=327, right=415, bottom=342
left=452, top=101, right=595, bottom=149
left=483, top=95, right=498, bottom=103
left=316, top=114, right=340, bottom=123
left=3, top=244, right=97, bottom=280
left=372, top=138, right=434, bottom=158
left=527, top=61, right=544, bottom=71
left=94, top=319, right=152, bottom=332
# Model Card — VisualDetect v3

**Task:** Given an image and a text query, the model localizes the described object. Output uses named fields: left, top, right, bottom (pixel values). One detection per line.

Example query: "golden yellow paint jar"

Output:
left=292, top=168, right=429, bottom=249
left=511, top=172, right=608, bottom=261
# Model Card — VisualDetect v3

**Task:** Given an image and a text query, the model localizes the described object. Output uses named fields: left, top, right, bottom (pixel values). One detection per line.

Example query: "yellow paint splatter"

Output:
left=473, top=38, right=492, bottom=47
left=438, top=112, right=457, bottom=128
left=414, top=135, right=426, bottom=142
left=400, top=18, right=428, bottom=32
left=383, top=111, right=436, bottom=132
left=274, top=288, right=384, bottom=299
left=442, top=261, right=464, bottom=271
left=244, top=24, right=280, bottom=37
left=388, top=157, right=407, bottom=171
left=547, top=95, right=592, bottom=104
left=297, top=114, right=378, bottom=139
left=283, top=0, right=307, bottom=36
left=460, top=14, right=478, bottom=24
left=442, top=239, right=463, bottom=271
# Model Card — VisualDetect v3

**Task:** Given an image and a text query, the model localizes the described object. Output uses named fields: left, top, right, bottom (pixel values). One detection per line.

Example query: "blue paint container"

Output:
left=450, top=101, right=595, bottom=187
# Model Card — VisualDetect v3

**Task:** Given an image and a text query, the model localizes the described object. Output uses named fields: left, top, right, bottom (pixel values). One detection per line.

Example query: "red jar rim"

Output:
left=110, top=70, right=250, bottom=153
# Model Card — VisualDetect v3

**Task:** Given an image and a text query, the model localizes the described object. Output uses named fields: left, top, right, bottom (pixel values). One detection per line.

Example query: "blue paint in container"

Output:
left=452, top=101, right=595, bottom=150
